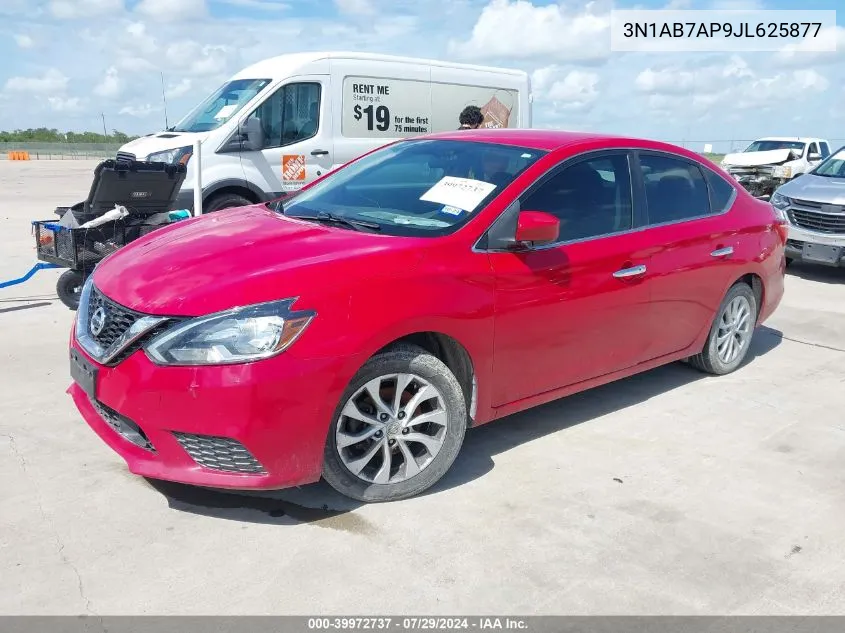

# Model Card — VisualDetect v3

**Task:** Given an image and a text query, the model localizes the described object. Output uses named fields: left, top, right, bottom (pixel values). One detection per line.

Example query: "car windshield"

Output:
left=171, top=78, right=271, bottom=133
left=275, top=139, right=546, bottom=237
left=744, top=140, right=805, bottom=153
left=812, top=148, right=845, bottom=178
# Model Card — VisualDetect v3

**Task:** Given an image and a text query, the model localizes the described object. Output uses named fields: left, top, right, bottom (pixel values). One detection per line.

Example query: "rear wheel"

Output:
left=322, top=344, right=467, bottom=502
left=56, top=270, right=85, bottom=310
left=688, top=282, right=757, bottom=375
left=203, top=192, right=252, bottom=213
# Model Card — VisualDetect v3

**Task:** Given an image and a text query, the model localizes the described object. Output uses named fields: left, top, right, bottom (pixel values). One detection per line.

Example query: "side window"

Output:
left=251, top=82, right=321, bottom=148
left=703, top=168, right=737, bottom=213
left=639, top=154, right=711, bottom=225
left=820, top=142, right=831, bottom=158
left=521, top=154, right=633, bottom=242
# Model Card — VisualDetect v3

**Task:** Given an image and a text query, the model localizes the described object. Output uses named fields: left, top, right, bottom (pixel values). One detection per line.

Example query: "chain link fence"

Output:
left=0, top=142, right=122, bottom=160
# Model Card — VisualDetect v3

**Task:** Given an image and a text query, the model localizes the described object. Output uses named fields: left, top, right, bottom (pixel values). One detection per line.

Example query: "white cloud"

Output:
left=135, top=0, right=207, bottom=21
left=532, top=67, right=600, bottom=111
left=47, top=96, right=84, bottom=112
left=49, top=0, right=123, bottom=19
left=94, top=66, right=122, bottom=98
left=450, top=0, right=610, bottom=64
left=220, top=0, right=289, bottom=9
left=776, top=26, right=845, bottom=68
left=14, top=34, right=34, bottom=48
left=166, top=78, right=193, bottom=99
left=120, top=103, right=161, bottom=118
left=334, top=0, right=375, bottom=15
left=710, top=0, right=764, bottom=9
left=4, top=68, right=69, bottom=95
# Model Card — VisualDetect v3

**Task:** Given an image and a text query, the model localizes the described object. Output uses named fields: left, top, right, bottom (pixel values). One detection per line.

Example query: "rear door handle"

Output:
left=710, top=246, right=734, bottom=258
left=613, top=265, right=647, bottom=279
left=311, top=149, right=329, bottom=156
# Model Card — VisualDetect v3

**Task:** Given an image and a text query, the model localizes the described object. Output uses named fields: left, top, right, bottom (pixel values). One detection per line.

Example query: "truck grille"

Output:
left=172, top=433, right=266, bottom=474
left=788, top=207, right=845, bottom=234
left=116, top=151, right=136, bottom=162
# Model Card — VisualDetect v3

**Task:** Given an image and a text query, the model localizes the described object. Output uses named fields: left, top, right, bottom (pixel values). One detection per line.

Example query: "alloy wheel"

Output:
left=336, top=373, right=448, bottom=485
left=716, top=295, right=752, bottom=365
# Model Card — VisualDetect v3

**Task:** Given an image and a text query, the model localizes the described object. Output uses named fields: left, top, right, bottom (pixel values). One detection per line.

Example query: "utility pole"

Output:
left=160, top=72, right=170, bottom=129
left=101, top=112, right=108, bottom=139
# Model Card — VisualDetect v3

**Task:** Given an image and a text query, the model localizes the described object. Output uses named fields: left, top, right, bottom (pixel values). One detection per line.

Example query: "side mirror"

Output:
left=808, top=152, right=821, bottom=161
left=515, top=210, right=560, bottom=246
left=239, top=117, right=264, bottom=151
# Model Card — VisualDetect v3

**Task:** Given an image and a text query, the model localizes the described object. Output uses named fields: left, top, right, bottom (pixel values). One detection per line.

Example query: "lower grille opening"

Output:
left=172, top=432, right=266, bottom=474
left=91, top=400, right=155, bottom=452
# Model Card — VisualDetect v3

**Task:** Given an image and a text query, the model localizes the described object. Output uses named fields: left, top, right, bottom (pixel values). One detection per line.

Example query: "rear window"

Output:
left=704, top=168, right=737, bottom=213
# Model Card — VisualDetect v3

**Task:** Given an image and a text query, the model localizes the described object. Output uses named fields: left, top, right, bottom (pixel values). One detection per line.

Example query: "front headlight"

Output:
left=146, top=146, right=193, bottom=165
left=770, top=192, right=790, bottom=219
left=145, top=299, right=316, bottom=366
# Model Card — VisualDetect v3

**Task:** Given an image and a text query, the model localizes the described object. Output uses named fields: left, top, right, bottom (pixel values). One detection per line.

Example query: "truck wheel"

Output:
left=203, top=193, right=253, bottom=213
left=56, top=270, right=85, bottom=310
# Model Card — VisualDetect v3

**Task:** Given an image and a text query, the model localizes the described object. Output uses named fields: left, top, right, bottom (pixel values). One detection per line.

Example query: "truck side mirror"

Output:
left=808, top=152, right=821, bottom=161
left=239, top=117, right=265, bottom=152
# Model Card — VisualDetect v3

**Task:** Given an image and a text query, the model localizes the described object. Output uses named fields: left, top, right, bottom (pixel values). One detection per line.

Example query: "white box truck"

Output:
left=116, top=51, right=533, bottom=213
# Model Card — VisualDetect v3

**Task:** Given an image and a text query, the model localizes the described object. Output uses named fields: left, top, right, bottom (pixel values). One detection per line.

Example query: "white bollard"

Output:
left=193, top=139, right=202, bottom=216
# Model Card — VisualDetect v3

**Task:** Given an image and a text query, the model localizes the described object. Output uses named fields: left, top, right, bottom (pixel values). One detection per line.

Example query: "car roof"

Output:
left=420, top=128, right=705, bottom=159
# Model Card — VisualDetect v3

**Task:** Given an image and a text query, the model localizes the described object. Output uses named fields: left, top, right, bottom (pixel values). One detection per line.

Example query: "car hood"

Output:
left=722, top=149, right=794, bottom=167
left=776, top=173, right=845, bottom=205
left=93, top=205, right=423, bottom=316
left=119, top=132, right=206, bottom=160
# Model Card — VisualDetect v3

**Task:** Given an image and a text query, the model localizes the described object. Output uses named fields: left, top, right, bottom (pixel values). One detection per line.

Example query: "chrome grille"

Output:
left=788, top=208, right=845, bottom=234
left=172, top=433, right=266, bottom=474
left=87, top=286, right=143, bottom=350
left=116, top=151, right=136, bottom=162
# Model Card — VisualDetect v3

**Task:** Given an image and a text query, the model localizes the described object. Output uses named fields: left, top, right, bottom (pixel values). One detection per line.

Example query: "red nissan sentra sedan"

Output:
left=68, top=130, right=786, bottom=502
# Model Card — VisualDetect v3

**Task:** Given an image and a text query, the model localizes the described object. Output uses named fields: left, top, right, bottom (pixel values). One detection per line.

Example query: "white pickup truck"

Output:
left=720, top=137, right=831, bottom=199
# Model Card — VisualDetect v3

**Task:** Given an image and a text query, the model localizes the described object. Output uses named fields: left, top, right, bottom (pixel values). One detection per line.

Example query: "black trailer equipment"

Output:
left=31, top=158, right=188, bottom=309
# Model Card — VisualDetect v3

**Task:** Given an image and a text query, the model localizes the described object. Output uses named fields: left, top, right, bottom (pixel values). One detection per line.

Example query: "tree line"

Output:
left=0, top=128, right=140, bottom=144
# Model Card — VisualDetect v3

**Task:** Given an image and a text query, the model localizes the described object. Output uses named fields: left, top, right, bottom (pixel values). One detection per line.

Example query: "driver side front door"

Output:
left=487, top=150, right=654, bottom=407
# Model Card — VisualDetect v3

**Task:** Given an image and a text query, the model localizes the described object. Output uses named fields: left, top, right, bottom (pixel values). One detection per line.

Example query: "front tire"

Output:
left=322, top=344, right=467, bottom=503
left=56, top=270, right=85, bottom=310
left=688, top=282, right=758, bottom=375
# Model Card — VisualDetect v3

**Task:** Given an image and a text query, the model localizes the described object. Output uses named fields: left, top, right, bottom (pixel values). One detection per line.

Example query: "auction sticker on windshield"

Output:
left=420, top=177, right=497, bottom=212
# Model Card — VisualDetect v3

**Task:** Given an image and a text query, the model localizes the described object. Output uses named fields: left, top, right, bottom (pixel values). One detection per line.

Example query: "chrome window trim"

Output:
left=472, top=146, right=736, bottom=254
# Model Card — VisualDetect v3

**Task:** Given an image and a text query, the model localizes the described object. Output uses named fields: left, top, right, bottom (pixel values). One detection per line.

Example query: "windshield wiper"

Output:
left=290, top=211, right=382, bottom=232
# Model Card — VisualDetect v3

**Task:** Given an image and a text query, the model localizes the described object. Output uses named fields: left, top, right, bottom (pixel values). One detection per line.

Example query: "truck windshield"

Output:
left=171, top=78, right=271, bottom=133
left=276, top=138, right=545, bottom=237
left=744, top=140, right=805, bottom=153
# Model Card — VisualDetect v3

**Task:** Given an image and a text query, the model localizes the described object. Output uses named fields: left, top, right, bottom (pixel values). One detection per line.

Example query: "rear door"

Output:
left=634, top=151, right=743, bottom=359
left=239, top=75, right=334, bottom=197
left=488, top=150, right=654, bottom=406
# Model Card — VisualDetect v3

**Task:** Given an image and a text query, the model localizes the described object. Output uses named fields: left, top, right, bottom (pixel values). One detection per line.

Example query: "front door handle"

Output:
left=710, top=246, right=734, bottom=258
left=613, top=264, right=647, bottom=279
left=311, top=149, right=329, bottom=156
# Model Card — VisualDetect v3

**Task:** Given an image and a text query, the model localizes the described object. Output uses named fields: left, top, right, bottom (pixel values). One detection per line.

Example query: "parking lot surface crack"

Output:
left=4, top=433, right=97, bottom=616
left=776, top=334, right=845, bottom=354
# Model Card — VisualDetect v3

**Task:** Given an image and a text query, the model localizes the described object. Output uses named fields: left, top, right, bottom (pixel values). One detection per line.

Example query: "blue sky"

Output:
left=1, top=0, right=843, bottom=152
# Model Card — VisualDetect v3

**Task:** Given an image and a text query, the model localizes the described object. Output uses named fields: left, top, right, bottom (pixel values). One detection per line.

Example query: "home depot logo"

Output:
left=282, top=154, right=306, bottom=182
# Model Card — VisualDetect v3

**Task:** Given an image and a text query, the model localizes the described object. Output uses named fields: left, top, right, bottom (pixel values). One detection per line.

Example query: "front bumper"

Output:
left=784, top=224, right=845, bottom=267
left=68, top=340, right=355, bottom=490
